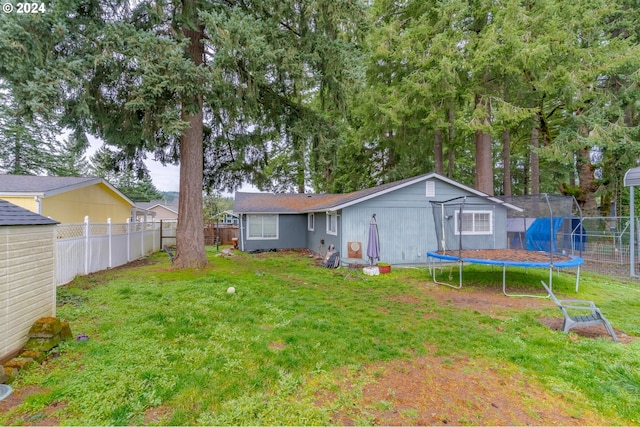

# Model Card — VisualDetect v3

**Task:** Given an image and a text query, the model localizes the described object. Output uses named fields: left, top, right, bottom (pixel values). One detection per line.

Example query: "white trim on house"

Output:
left=247, top=214, right=279, bottom=240
left=326, top=212, right=337, bottom=235
left=327, top=173, right=521, bottom=212
left=307, top=213, right=315, bottom=231
left=454, top=210, right=493, bottom=235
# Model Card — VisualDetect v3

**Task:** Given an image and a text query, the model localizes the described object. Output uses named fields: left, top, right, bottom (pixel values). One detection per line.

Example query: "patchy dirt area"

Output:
left=322, top=354, right=609, bottom=426
left=319, top=284, right=631, bottom=426
left=0, top=385, right=63, bottom=426
left=423, top=284, right=633, bottom=343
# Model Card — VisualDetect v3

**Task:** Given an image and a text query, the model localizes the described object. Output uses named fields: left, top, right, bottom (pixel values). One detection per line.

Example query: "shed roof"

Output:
left=0, top=175, right=134, bottom=205
left=624, top=167, right=640, bottom=187
left=234, top=173, right=516, bottom=214
left=0, top=199, right=58, bottom=226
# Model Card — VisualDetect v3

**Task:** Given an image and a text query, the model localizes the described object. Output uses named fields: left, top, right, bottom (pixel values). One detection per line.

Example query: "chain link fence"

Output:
left=572, top=216, right=640, bottom=278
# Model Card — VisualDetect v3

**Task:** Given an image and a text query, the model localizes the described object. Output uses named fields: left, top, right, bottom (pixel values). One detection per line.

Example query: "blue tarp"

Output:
left=526, top=217, right=563, bottom=252
left=571, top=218, right=586, bottom=252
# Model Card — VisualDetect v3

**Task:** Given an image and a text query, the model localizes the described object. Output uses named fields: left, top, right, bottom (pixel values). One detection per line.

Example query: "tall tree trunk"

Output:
left=576, top=145, right=598, bottom=215
left=574, top=110, right=598, bottom=215
left=434, top=129, right=443, bottom=174
left=474, top=95, right=493, bottom=195
left=530, top=124, right=540, bottom=194
left=173, top=4, right=208, bottom=269
left=447, top=108, right=455, bottom=178
left=502, top=129, right=511, bottom=196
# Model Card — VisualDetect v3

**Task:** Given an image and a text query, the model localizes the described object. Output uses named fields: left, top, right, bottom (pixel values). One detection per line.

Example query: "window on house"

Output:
left=454, top=210, right=492, bottom=235
left=326, top=212, right=338, bottom=235
left=307, top=213, right=315, bottom=231
left=247, top=214, right=278, bottom=239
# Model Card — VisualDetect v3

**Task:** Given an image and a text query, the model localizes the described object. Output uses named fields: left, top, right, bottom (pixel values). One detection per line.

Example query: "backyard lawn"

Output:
left=1, top=247, right=639, bottom=425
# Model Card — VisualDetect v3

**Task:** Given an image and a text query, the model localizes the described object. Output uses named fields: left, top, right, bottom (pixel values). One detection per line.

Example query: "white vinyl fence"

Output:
left=56, top=217, right=161, bottom=286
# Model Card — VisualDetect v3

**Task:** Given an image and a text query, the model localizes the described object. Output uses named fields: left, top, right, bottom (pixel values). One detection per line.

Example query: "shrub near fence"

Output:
left=56, top=217, right=161, bottom=286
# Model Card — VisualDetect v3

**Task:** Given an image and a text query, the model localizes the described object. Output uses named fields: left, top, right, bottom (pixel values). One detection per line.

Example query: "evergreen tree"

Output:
left=0, top=80, right=62, bottom=175
left=2, top=0, right=365, bottom=267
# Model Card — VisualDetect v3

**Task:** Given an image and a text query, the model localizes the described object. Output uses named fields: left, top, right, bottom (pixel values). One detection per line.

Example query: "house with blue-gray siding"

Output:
left=233, top=173, right=516, bottom=265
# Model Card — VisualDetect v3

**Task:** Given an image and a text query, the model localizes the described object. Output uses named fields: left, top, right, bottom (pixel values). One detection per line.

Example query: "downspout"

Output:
left=34, top=196, right=41, bottom=215
left=239, top=214, right=244, bottom=252
left=631, top=186, right=635, bottom=277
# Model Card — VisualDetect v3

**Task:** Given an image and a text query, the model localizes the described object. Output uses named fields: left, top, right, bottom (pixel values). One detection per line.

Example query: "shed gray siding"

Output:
left=241, top=214, right=307, bottom=252
left=340, top=178, right=509, bottom=265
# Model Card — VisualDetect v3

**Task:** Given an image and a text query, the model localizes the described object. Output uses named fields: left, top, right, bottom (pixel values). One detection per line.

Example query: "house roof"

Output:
left=0, top=175, right=134, bottom=205
left=0, top=199, right=58, bottom=226
left=233, top=173, right=519, bottom=214
left=136, top=201, right=178, bottom=214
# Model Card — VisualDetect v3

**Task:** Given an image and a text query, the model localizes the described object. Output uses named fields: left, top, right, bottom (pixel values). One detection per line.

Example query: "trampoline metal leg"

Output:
left=502, top=264, right=550, bottom=298
left=431, top=259, right=463, bottom=289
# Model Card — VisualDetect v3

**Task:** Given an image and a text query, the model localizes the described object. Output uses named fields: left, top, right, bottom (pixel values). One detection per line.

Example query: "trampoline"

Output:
left=428, top=194, right=584, bottom=297
left=427, top=249, right=584, bottom=297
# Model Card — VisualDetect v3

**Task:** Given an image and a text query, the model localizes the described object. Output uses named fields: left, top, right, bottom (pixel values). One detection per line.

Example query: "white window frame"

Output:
left=454, top=210, right=493, bottom=235
left=326, top=212, right=338, bottom=235
left=307, top=213, right=315, bottom=231
left=247, top=214, right=279, bottom=240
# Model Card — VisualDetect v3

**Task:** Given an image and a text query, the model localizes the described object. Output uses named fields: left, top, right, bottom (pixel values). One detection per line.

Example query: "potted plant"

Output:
left=377, top=262, right=391, bottom=274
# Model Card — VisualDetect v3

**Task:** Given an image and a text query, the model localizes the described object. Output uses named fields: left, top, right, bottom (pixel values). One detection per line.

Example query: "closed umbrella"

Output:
left=367, top=214, right=380, bottom=265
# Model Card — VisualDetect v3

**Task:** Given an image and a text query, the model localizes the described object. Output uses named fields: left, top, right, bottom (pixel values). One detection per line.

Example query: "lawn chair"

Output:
left=320, top=245, right=340, bottom=269
left=541, top=281, right=618, bottom=343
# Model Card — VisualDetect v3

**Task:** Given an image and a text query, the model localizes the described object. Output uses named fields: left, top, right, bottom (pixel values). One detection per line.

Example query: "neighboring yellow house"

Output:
left=0, top=175, right=141, bottom=223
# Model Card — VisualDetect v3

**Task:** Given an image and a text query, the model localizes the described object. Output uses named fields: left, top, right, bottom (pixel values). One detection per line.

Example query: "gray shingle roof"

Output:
left=0, top=175, right=98, bottom=194
left=0, top=199, right=58, bottom=226
left=233, top=173, right=520, bottom=214
left=233, top=173, right=435, bottom=213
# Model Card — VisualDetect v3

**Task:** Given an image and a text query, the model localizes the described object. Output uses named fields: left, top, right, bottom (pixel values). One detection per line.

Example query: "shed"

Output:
left=0, top=175, right=140, bottom=223
left=233, top=173, right=516, bottom=265
left=0, top=199, right=58, bottom=361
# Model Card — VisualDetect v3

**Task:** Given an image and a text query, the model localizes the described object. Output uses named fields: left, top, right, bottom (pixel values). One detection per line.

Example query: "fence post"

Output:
left=141, top=217, right=146, bottom=256
left=108, top=218, right=112, bottom=268
left=84, top=216, right=90, bottom=275
left=126, top=218, right=131, bottom=262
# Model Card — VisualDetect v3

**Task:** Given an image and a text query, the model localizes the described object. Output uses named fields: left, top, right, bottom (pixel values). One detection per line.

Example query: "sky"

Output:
left=87, top=135, right=181, bottom=192
left=87, top=135, right=258, bottom=194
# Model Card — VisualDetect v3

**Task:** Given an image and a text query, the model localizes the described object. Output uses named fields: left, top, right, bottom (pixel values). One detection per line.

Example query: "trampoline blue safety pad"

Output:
left=427, top=251, right=584, bottom=269
left=427, top=250, right=584, bottom=297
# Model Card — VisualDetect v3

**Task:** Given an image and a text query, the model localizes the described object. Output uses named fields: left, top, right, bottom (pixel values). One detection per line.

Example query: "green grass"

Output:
left=2, top=247, right=640, bottom=425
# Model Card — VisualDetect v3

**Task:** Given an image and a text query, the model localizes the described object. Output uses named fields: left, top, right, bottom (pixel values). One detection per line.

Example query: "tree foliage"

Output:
left=2, top=0, right=640, bottom=234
